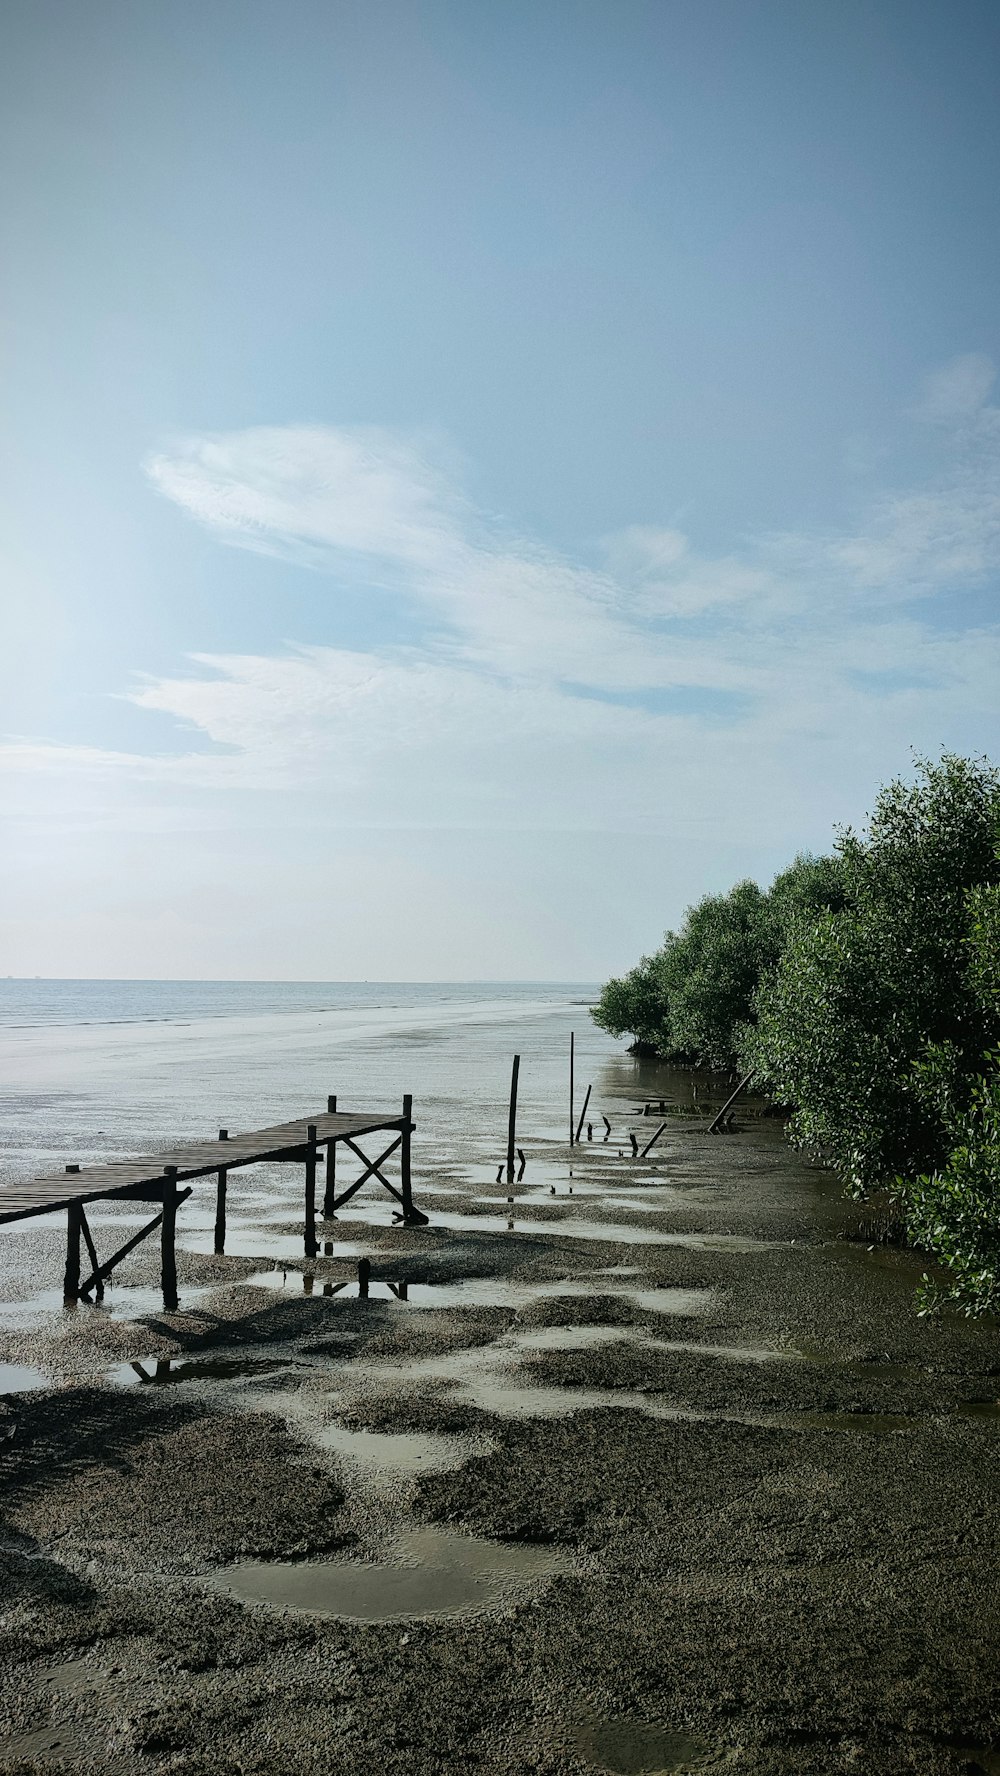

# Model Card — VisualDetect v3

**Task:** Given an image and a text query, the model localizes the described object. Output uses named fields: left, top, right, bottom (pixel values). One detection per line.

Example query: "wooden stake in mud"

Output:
left=304, top=1124, right=318, bottom=1258
left=324, top=1094, right=337, bottom=1217
left=569, top=1032, right=575, bottom=1145
left=574, top=1083, right=592, bottom=1147
left=506, top=1057, right=520, bottom=1179
left=161, top=1166, right=179, bottom=1311
left=215, top=1128, right=229, bottom=1255
left=639, top=1120, right=668, bottom=1159
left=707, top=1073, right=752, bottom=1135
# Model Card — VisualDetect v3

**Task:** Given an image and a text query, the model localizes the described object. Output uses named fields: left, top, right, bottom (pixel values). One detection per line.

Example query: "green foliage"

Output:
left=747, top=754, right=1000, bottom=1192
left=591, top=853, right=845, bottom=1069
left=594, top=751, right=1000, bottom=1314
left=907, top=1056, right=1000, bottom=1316
left=590, top=955, right=667, bottom=1054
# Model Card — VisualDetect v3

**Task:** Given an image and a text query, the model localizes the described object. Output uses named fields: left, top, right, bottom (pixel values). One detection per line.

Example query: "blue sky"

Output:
left=2, top=0, right=999, bottom=977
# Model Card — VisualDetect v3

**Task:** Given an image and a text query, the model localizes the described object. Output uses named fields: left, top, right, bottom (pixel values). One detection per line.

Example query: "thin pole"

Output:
left=324, top=1094, right=337, bottom=1217
left=569, top=1032, right=575, bottom=1145
left=304, top=1124, right=318, bottom=1258
left=506, top=1055, right=520, bottom=1178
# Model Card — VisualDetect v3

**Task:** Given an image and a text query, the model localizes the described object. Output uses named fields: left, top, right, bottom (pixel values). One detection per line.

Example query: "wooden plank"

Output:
left=0, top=1108, right=413, bottom=1226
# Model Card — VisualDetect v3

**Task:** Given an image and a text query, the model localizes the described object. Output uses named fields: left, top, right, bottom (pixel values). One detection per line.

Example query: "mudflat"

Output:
left=3, top=1106, right=1000, bottom=1775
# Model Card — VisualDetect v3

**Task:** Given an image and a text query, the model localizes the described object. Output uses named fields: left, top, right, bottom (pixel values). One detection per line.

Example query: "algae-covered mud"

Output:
left=3, top=985, right=1000, bottom=1774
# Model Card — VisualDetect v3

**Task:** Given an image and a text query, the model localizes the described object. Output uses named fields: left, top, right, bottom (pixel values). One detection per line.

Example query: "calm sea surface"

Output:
left=0, top=981, right=635, bottom=1186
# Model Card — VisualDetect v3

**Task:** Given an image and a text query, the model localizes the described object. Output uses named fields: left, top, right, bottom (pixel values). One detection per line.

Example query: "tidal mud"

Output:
left=2, top=1062, right=1000, bottom=1773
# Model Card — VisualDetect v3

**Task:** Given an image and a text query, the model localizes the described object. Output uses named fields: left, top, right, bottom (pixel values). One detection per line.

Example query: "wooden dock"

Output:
left=0, top=1095, right=426, bottom=1310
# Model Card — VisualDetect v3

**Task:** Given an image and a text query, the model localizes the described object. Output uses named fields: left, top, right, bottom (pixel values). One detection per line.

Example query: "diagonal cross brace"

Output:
left=328, top=1134, right=404, bottom=1212
left=78, top=1189, right=193, bottom=1298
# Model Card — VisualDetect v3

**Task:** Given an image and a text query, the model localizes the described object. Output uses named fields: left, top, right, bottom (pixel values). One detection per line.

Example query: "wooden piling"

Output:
left=358, top=1257, right=370, bottom=1298
left=506, top=1057, right=520, bottom=1178
left=215, top=1128, right=229, bottom=1255
left=324, top=1094, right=337, bottom=1217
left=161, top=1167, right=179, bottom=1310
left=400, top=1093, right=415, bottom=1219
left=304, top=1124, right=318, bottom=1258
left=569, top=1032, right=575, bottom=1144
left=63, top=1202, right=82, bottom=1301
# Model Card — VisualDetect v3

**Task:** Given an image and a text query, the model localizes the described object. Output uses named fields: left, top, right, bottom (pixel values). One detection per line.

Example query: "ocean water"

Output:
left=0, top=980, right=633, bottom=1187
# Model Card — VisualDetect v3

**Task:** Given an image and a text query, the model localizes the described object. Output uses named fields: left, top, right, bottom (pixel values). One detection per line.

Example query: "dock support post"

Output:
left=64, top=1202, right=82, bottom=1302
left=215, top=1129, right=229, bottom=1255
left=304, top=1124, right=318, bottom=1258
left=161, top=1167, right=179, bottom=1311
left=323, top=1095, right=337, bottom=1217
left=400, top=1094, right=414, bottom=1219
left=569, top=1032, right=575, bottom=1145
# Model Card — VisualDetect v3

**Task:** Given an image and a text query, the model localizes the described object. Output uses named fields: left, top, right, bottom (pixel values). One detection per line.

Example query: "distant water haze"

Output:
left=0, top=980, right=622, bottom=1187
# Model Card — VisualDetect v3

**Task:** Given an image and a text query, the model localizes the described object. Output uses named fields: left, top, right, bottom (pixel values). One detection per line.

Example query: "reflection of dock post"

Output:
left=64, top=1200, right=82, bottom=1302
left=304, top=1124, right=318, bottom=1258
left=162, top=1166, right=179, bottom=1310
left=215, top=1128, right=229, bottom=1254
left=324, top=1095, right=337, bottom=1217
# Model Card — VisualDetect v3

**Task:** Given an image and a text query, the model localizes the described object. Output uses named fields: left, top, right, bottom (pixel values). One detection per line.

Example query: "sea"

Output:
left=0, top=980, right=637, bottom=1187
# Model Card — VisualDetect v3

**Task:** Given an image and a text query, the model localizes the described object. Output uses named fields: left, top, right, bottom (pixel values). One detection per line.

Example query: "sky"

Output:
left=2, top=0, right=999, bottom=980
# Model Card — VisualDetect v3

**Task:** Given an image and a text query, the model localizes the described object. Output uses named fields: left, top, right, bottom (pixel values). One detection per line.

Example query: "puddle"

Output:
left=0, top=1282, right=216, bottom=1330
left=343, top=1341, right=728, bottom=1426
left=957, top=1400, right=1000, bottom=1420
left=181, top=1229, right=371, bottom=1260
left=318, top=1423, right=491, bottom=1478
left=242, top=1269, right=419, bottom=1302
left=210, top=1524, right=571, bottom=1621
left=0, top=1361, right=49, bottom=1394
left=331, top=1206, right=774, bottom=1251
left=107, top=1354, right=292, bottom=1387
left=241, top=1269, right=714, bottom=1317
left=789, top=1410, right=917, bottom=1435
left=573, top=1711, right=711, bottom=1773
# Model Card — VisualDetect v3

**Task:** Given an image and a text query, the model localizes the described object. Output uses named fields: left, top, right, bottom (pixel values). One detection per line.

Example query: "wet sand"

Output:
left=3, top=1086, right=1000, bottom=1773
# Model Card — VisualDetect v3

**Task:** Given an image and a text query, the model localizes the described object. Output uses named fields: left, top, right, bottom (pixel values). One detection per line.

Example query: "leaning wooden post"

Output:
left=400, top=1094, right=413, bottom=1219
left=324, top=1095, right=337, bottom=1217
left=707, top=1073, right=752, bottom=1135
left=304, top=1124, right=318, bottom=1258
left=506, top=1056, right=520, bottom=1179
left=569, top=1032, right=575, bottom=1145
left=161, top=1166, right=179, bottom=1311
left=639, top=1120, right=668, bottom=1159
left=215, top=1128, right=229, bottom=1255
left=574, top=1083, right=592, bottom=1146
left=63, top=1199, right=82, bottom=1302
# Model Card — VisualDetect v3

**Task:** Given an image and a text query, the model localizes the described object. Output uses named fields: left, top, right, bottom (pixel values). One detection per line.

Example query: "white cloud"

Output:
left=913, top=352, right=996, bottom=424
left=4, top=356, right=1000, bottom=851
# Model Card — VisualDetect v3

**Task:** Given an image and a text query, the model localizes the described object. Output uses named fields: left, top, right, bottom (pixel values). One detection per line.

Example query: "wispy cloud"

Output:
left=4, top=356, right=999, bottom=850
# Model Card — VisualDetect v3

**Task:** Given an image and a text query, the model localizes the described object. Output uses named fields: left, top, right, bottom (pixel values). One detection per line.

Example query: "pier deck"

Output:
left=0, top=1097, right=425, bottom=1308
